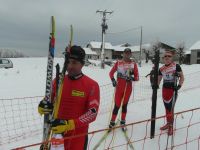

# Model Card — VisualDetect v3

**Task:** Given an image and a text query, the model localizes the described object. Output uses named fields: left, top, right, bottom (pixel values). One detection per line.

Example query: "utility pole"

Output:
left=96, top=10, right=113, bottom=69
left=139, top=26, right=143, bottom=67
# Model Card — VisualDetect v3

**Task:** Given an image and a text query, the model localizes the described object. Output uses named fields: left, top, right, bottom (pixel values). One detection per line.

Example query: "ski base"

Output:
left=121, top=129, right=135, bottom=150
left=93, top=130, right=111, bottom=150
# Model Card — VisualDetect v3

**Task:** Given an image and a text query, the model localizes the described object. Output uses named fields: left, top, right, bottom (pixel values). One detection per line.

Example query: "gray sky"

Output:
left=0, top=0, right=200, bottom=56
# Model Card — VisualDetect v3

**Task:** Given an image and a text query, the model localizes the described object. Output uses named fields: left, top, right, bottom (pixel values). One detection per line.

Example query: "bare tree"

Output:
left=0, top=48, right=25, bottom=58
left=176, top=42, right=185, bottom=65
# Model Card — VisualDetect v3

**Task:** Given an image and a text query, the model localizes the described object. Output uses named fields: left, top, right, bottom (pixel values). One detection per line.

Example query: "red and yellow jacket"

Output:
left=51, top=74, right=100, bottom=129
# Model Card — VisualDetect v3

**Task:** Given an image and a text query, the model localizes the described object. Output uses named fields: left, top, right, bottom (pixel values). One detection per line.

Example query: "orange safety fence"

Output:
left=12, top=107, right=200, bottom=150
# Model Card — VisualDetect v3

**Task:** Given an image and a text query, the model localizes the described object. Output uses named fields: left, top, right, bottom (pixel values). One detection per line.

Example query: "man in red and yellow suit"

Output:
left=38, top=45, right=100, bottom=150
left=158, top=50, right=184, bottom=135
left=109, top=48, right=139, bottom=129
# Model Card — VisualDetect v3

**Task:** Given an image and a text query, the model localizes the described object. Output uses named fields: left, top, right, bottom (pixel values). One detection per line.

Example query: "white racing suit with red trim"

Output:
left=159, top=62, right=181, bottom=124
left=51, top=74, right=100, bottom=150
left=109, top=60, right=139, bottom=122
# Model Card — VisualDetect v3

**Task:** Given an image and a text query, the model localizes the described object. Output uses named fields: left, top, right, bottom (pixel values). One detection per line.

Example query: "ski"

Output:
left=41, top=16, right=56, bottom=150
left=93, top=130, right=111, bottom=150
left=53, top=24, right=73, bottom=119
left=93, top=120, right=120, bottom=150
left=121, top=129, right=135, bottom=150
left=45, top=25, right=74, bottom=150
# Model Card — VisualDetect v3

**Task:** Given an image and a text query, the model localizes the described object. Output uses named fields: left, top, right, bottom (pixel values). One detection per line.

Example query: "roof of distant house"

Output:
left=115, top=43, right=132, bottom=47
left=83, top=47, right=97, bottom=55
left=113, top=43, right=151, bottom=52
left=185, top=40, right=200, bottom=55
left=189, top=41, right=200, bottom=50
left=87, top=41, right=113, bottom=49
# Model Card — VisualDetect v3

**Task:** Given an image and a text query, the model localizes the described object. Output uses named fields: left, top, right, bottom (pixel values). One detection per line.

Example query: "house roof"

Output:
left=115, top=43, right=132, bottom=47
left=88, top=41, right=113, bottom=49
left=83, top=47, right=97, bottom=55
left=113, top=43, right=151, bottom=52
left=189, top=41, right=200, bottom=50
left=185, top=41, right=200, bottom=55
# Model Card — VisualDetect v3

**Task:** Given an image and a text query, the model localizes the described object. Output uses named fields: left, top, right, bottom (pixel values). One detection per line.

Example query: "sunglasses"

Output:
left=164, top=55, right=172, bottom=58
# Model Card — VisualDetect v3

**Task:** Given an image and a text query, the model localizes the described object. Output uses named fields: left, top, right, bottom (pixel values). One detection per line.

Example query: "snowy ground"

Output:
left=0, top=58, right=200, bottom=150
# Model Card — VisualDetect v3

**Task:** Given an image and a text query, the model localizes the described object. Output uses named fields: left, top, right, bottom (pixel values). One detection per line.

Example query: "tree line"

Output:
left=0, top=49, right=25, bottom=58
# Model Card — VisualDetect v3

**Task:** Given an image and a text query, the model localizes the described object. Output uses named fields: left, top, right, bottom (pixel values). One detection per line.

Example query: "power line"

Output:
left=107, top=26, right=141, bottom=35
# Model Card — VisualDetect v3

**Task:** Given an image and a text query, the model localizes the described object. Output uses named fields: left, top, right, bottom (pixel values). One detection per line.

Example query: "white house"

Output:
left=186, top=41, right=200, bottom=64
left=86, top=41, right=113, bottom=59
left=83, top=47, right=98, bottom=60
left=112, top=43, right=151, bottom=61
left=85, top=41, right=175, bottom=62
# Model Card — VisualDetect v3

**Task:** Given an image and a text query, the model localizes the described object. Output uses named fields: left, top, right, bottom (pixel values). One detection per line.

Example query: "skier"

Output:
left=38, top=45, right=100, bottom=150
left=158, top=50, right=184, bottom=135
left=109, top=48, right=139, bottom=130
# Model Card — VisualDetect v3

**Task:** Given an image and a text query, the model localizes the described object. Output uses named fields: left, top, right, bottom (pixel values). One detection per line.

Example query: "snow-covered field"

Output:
left=0, top=58, right=200, bottom=150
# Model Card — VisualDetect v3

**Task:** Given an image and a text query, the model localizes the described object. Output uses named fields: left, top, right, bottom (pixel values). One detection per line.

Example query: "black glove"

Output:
left=38, top=98, right=53, bottom=115
left=125, top=76, right=135, bottom=82
left=111, top=78, right=117, bottom=87
left=174, top=72, right=180, bottom=77
left=174, top=84, right=181, bottom=90
left=152, top=84, right=159, bottom=89
left=130, top=70, right=134, bottom=75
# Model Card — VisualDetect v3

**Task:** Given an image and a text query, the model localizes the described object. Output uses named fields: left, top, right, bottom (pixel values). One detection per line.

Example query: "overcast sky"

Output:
left=0, top=0, right=200, bottom=56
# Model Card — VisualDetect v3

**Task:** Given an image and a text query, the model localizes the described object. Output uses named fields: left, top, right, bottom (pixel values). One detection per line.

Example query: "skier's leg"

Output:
left=110, top=84, right=123, bottom=123
left=64, top=129, right=88, bottom=150
left=110, top=104, right=120, bottom=127
left=121, top=103, right=128, bottom=121
left=121, top=83, right=132, bottom=122
left=161, top=88, right=174, bottom=130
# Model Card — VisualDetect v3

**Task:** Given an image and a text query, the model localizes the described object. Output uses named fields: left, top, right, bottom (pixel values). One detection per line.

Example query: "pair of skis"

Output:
left=93, top=126, right=135, bottom=150
left=41, top=16, right=55, bottom=150
left=41, top=16, right=73, bottom=150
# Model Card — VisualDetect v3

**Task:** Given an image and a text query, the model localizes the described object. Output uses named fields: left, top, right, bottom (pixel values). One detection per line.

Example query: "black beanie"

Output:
left=69, top=45, right=85, bottom=64
left=124, top=48, right=131, bottom=52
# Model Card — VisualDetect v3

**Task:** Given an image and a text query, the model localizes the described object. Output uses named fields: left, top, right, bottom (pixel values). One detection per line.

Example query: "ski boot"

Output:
left=108, top=121, right=115, bottom=132
left=120, top=120, right=127, bottom=131
left=160, top=123, right=170, bottom=130
left=168, top=124, right=173, bottom=136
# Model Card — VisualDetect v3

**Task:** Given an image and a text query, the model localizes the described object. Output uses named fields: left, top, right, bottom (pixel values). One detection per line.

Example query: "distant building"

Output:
left=112, top=43, right=150, bottom=61
left=185, top=41, right=200, bottom=64
left=83, top=47, right=98, bottom=60
left=131, top=42, right=176, bottom=63
left=85, top=41, right=175, bottom=62
left=86, top=41, right=113, bottom=59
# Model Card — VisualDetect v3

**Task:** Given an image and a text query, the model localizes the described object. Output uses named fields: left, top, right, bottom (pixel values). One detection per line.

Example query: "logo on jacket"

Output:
left=72, top=90, right=85, bottom=97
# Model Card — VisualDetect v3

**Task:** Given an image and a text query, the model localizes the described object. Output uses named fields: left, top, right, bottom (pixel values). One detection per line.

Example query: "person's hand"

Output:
left=125, top=76, right=135, bottom=82
left=111, top=78, right=117, bottom=87
left=38, top=98, right=53, bottom=115
left=174, top=84, right=181, bottom=90
left=174, top=72, right=180, bottom=77
left=50, top=119, right=75, bottom=134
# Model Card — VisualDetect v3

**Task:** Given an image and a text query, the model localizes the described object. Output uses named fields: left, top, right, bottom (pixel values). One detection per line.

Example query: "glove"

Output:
left=174, top=84, right=181, bottom=90
left=174, top=72, right=180, bottom=77
left=111, top=78, right=117, bottom=87
left=50, top=119, right=75, bottom=134
left=129, top=70, right=134, bottom=75
left=125, top=76, right=135, bottom=82
left=152, top=84, right=159, bottom=89
left=38, top=98, right=53, bottom=115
